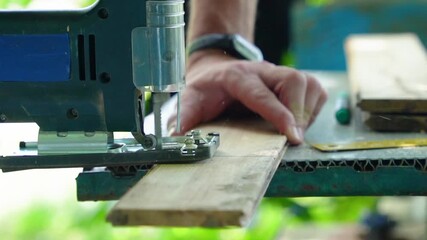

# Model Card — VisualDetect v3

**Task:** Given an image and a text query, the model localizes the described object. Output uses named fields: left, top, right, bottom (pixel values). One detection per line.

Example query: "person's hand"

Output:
left=168, top=50, right=328, bottom=145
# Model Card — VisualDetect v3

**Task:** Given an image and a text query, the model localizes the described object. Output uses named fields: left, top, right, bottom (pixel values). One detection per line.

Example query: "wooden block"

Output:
left=107, top=116, right=287, bottom=227
left=345, top=33, right=427, bottom=114
left=363, top=113, right=427, bottom=132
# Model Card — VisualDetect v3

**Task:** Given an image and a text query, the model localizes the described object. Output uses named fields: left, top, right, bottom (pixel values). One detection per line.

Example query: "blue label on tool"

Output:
left=0, top=34, right=70, bottom=82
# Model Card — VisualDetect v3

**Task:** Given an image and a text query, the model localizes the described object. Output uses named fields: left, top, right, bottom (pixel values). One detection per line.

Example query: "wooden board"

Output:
left=363, top=113, right=427, bottom=132
left=345, top=33, right=427, bottom=114
left=107, top=116, right=287, bottom=227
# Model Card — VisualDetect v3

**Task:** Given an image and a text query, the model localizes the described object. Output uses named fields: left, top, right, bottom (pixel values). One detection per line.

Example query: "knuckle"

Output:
left=228, top=60, right=253, bottom=75
left=246, top=86, right=270, bottom=100
left=278, top=109, right=295, bottom=127
left=308, top=78, right=325, bottom=94
left=274, top=69, right=307, bottom=92
left=288, top=69, right=306, bottom=83
left=320, top=88, right=328, bottom=100
left=306, top=76, right=321, bottom=91
left=218, top=61, right=250, bottom=82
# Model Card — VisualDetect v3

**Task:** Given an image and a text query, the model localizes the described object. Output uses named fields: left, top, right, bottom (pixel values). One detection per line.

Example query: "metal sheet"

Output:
left=283, top=71, right=427, bottom=165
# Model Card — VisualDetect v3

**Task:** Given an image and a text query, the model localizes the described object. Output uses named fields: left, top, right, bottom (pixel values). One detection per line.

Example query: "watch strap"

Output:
left=187, top=34, right=263, bottom=61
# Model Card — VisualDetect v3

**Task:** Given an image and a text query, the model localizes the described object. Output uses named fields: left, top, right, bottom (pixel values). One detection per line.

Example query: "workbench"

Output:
left=77, top=71, right=427, bottom=200
left=268, top=71, right=427, bottom=197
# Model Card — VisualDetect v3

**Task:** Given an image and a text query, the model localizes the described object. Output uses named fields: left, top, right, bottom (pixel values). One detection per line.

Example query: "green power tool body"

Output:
left=0, top=0, right=219, bottom=200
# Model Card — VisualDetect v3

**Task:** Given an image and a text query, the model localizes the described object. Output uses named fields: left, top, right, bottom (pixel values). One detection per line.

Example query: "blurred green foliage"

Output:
left=80, top=0, right=97, bottom=7
left=0, top=0, right=97, bottom=9
left=305, top=0, right=334, bottom=6
left=0, top=0, right=31, bottom=8
left=0, top=197, right=377, bottom=240
left=281, top=52, right=296, bottom=67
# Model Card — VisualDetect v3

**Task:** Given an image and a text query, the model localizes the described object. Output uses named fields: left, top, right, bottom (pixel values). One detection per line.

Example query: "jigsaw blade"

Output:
left=176, top=92, right=181, bottom=134
left=152, top=92, right=170, bottom=140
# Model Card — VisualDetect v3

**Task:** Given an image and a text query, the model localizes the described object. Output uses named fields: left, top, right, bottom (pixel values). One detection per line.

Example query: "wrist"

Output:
left=187, top=49, right=237, bottom=69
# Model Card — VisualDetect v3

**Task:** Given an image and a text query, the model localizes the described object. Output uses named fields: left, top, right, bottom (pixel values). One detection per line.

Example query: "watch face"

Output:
left=232, top=35, right=264, bottom=61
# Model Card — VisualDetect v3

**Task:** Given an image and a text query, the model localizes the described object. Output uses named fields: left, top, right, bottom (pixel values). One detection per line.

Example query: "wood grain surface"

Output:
left=107, top=116, right=287, bottom=227
left=345, top=33, right=427, bottom=114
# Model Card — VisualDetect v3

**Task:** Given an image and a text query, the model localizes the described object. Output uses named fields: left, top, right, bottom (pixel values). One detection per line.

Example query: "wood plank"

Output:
left=345, top=33, right=427, bottom=114
left=363, top=113, right=427, bottom=132
left=107, top=116, right=287, bottom=227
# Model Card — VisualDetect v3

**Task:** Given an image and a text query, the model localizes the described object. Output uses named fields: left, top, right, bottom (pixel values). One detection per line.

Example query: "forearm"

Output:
left=187, top=0, right=258, bottom=42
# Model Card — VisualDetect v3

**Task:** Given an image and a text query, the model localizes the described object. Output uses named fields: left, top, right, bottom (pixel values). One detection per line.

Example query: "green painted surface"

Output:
left=266, top=167, right=427, bottom=197
left=76, top=165, right=427, bottom=201
left=77, top=170, right=147, bottom=201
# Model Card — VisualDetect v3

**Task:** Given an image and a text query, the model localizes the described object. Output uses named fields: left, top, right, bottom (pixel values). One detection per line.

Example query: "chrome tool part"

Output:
left=132, top=0, right=185, bottom=92
left=1, top=131, right=220, bottom=172
left=37, top=131, right=109, bottom=155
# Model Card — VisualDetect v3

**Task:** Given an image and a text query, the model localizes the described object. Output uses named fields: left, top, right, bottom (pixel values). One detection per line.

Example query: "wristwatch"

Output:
left=187, top=34, right=264, bottom=61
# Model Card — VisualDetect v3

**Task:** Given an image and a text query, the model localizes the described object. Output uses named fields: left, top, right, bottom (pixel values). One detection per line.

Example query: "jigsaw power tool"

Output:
left=0, top=0, right=219, bottom=199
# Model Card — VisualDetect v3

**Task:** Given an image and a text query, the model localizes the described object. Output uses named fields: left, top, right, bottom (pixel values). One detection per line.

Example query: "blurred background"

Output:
left=1, top=0, right=427, bottom=239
